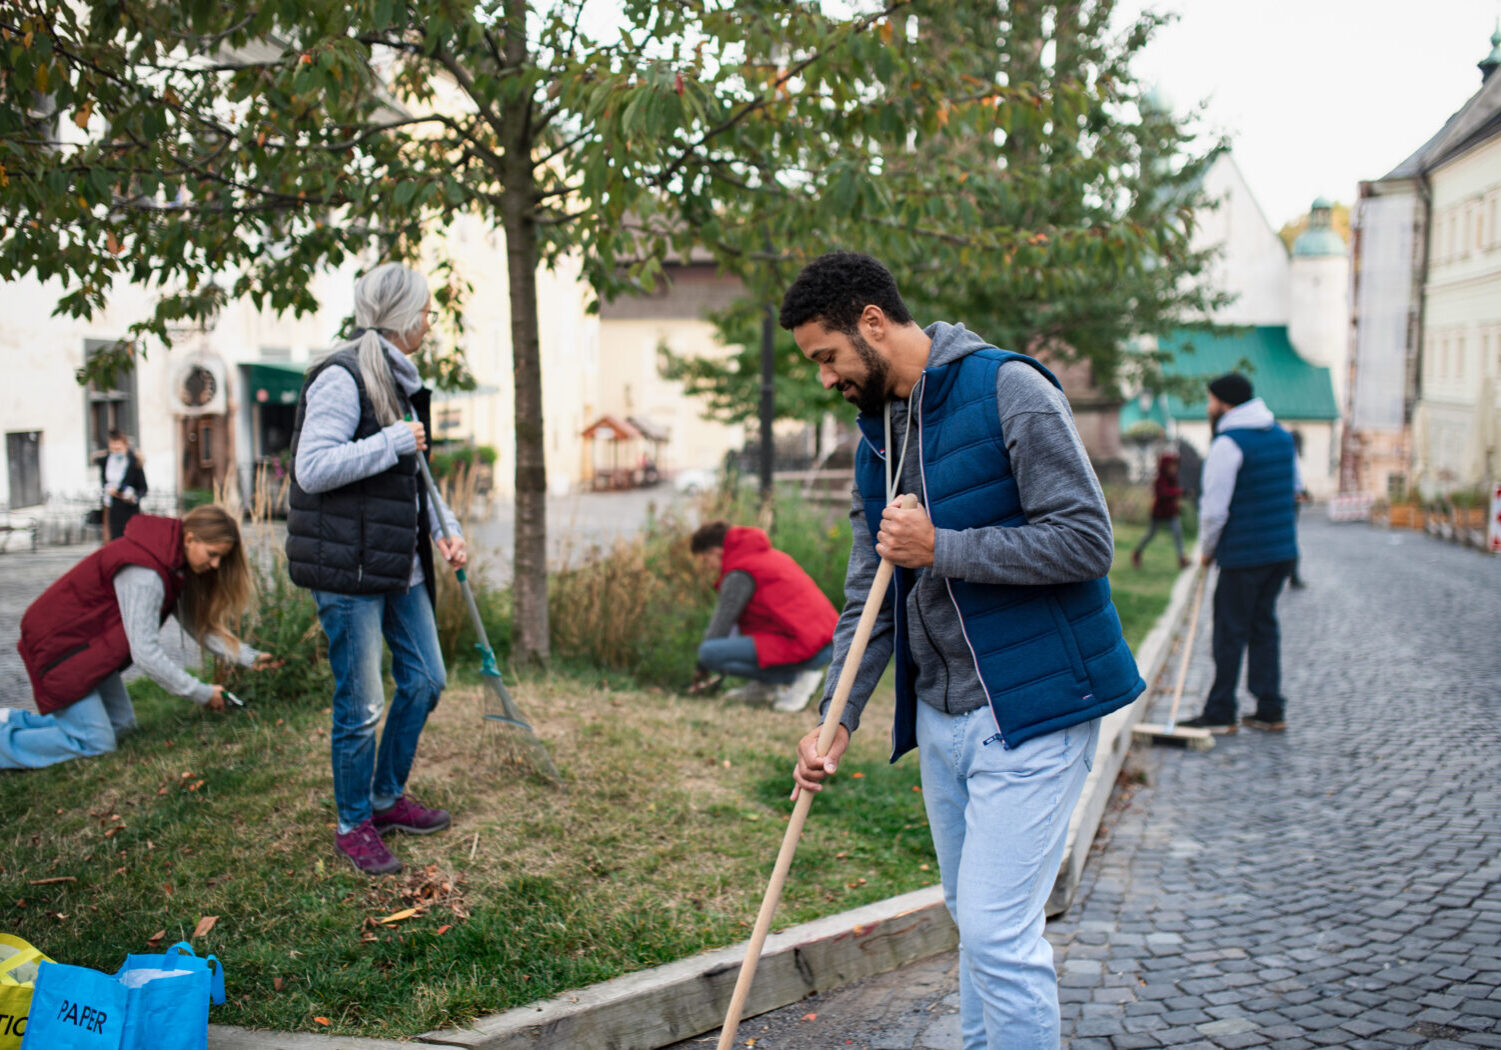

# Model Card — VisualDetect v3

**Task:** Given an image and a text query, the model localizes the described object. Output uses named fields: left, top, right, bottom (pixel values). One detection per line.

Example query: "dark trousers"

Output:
left=1204, top=560, right=1295, bottom=722
left=106, top=498, right=139, bottom=541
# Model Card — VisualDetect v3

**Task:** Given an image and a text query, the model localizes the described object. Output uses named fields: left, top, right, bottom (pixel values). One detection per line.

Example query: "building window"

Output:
left=197, top=420, right=214, bottom=468
left=260, top=346, right=292, bottom=361
left=83, top=339, right=138, bottom=460
left=6, top=431, right=42, bottom=508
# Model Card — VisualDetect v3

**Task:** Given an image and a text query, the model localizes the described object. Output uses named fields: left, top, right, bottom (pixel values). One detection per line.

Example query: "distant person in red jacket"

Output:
left=689, top=521, right=837, bottom=712
left=2, top=506, right=279, bottom=770
left=1132, top=450, right=1190, bottom=570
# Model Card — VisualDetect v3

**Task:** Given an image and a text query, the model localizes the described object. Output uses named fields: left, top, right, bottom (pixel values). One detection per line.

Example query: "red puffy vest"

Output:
left=19, top=515, right=186, bottom=714
left=718, top=526, right=837, bottom=668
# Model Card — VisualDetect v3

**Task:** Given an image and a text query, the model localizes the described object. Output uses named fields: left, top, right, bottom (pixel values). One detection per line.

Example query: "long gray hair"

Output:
left=329, top=263, right=429, bottom=426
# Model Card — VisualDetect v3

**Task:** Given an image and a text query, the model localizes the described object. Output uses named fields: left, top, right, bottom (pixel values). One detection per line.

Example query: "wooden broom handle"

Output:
left=1164, top=566, right=1209, bottom=730
left=716, top=494, right=917, bottom=1050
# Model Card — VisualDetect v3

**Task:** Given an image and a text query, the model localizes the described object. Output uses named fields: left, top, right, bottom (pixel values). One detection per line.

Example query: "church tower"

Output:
left=1289, top=197, right=1350, bottom=413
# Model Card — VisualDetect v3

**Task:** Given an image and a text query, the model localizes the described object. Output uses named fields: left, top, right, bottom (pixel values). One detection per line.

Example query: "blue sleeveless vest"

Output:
left=854, top=347, right=1143, bottom=758
left=1216, top=426, right=1299, bottom=569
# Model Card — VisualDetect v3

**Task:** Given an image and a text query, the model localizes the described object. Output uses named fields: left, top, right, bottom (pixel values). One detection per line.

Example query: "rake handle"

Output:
left=414, top=453, right=527, bottom=726
left=715, top=496, right=914, bottom=1050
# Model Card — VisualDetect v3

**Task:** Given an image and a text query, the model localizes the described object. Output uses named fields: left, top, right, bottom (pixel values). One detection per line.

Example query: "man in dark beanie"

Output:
left=1182, top=372, right=1300, bottom=733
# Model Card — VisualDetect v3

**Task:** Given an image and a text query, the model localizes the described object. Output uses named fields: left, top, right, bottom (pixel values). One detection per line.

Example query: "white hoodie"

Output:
left=1199, top=398, right=1302, bottom=560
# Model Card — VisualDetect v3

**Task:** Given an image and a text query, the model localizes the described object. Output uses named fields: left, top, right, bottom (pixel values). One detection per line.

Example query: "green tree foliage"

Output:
left=665, top=2, right=1230, bottom=422
left=0, top=0, right=1220, bottom=658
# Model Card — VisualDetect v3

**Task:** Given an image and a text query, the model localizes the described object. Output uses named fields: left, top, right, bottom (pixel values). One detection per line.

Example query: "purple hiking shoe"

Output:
left=372, top=795, right=451, bottom=836
left=336, top=820, right=402, bottom=876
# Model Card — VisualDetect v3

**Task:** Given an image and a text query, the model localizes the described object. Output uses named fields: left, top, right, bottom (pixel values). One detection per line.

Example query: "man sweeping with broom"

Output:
left=780, top=252, right=1144, bottom=1050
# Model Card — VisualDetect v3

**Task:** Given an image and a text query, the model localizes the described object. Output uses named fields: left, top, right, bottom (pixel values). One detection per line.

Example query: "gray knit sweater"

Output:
left=113, top=566, right=260, bottom=705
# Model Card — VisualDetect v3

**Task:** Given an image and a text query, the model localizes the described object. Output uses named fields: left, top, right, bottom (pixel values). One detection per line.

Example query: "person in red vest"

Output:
left=689, top=521, right=838, bottom=712
left=1131, top=449, right=1191, bottom=570
left=2, top=506, right=278, bottom=770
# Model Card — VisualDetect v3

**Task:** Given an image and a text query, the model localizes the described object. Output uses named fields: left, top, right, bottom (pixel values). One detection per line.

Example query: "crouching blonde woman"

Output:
left=4, top=505, right=275, bottom=769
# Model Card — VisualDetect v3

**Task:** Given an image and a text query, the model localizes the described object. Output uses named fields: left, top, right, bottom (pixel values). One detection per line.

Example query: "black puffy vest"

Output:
left=285, top=347, right=436, bottom=601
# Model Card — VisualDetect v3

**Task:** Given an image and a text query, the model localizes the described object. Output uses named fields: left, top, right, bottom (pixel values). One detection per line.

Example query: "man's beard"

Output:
left=848, top=330, right=892, bottom=416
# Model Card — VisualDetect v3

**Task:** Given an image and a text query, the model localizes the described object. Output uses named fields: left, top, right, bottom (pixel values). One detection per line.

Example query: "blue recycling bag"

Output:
left=20, top=961, right=128, bottom=1050
left=21, top=941, right=220, bottom=1050
left=118, top=943, right=223, bottom=1006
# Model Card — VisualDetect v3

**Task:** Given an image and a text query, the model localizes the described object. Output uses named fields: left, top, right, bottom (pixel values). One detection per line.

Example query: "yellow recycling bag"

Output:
left=0, top=933, right=52, bottom=1050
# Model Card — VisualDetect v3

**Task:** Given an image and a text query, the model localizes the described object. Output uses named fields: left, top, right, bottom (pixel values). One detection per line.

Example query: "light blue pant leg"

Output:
left=98, top=673, right=138, bottom=735
left=313, top=589, right=389, bottom=834
left=371, top=585, right=446, bottom=809
left=0, top=691, right=118, bottom=770
left=916, top=704, right=1099, bottom=1050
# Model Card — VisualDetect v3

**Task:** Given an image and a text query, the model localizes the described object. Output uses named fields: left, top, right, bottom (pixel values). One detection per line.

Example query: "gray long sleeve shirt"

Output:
left=821, top=322, right=1115, bottom=737
left=114, top=566, right=260, bottom=705
left=703, top=570, right=755, bottom=641
left=293, top=340, right=462, bottom=588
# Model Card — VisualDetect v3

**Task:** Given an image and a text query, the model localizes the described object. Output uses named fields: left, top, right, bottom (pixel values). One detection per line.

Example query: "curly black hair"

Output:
left=689, top=520, right=731, bottom=554
left=778, top=251, right=913, bottom=334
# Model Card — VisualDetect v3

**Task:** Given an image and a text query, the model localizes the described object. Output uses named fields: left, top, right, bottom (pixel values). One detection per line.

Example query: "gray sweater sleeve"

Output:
left=113, top=567, right=216, bottom=705
left=930, top=362, right=1114, bottom=585
left=817, top=489, right=896, bottom=736
left=703, top=571, right=754, bottom=640
left=294, top=367, right=419, bottom=494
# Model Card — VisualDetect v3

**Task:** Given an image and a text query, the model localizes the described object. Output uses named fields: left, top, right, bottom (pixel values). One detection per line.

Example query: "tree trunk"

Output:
left=501, top=0, right=549, bottom=665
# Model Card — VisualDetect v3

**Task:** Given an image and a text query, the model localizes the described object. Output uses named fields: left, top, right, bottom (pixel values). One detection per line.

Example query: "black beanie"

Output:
left=1208, top=373, right=1253, bottom=407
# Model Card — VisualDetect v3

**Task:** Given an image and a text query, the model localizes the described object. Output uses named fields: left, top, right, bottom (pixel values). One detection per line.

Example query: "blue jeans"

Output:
left=696, top=636, right=832, bottom=685
left=916, top=704, right=1100, bottom=1050
left=0, top=674, right=138, bottom=770
left=313, top=586, right=446, bottom=834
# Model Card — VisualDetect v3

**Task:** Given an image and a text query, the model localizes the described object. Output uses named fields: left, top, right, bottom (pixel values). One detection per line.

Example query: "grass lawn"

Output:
left=0, top=520, right=1184, bottom=1038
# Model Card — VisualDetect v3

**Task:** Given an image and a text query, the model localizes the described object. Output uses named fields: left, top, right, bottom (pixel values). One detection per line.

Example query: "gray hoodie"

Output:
left=821, top=322, right=1115, bottom=738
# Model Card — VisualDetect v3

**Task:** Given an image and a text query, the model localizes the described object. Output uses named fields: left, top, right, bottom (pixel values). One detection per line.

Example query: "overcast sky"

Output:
left=1119, top=0, right=1501, bottom=228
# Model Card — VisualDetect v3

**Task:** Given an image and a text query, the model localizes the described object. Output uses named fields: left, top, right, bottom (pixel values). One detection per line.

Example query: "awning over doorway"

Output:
left=245, top=361, right=309, bottom=406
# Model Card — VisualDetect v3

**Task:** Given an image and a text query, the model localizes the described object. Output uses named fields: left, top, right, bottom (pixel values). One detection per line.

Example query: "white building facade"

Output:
left=1348, top=30, right=1501, bottom=501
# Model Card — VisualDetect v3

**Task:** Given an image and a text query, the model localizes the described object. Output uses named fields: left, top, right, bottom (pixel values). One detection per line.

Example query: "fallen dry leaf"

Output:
left=435, top=924, right=452, bottom=936
left=192, top=915, right=219, bottom=938
left=313, top=1017, right=330, bottom=1026
left=28, top=876, right=76, bottom=885
left=147, top=930, right=165, bottom=948
left=273, top=977, right=284, bottom=992
left=379, top=908, right=419, bottom=925
left=802, top=1012, right=818, bottom=1021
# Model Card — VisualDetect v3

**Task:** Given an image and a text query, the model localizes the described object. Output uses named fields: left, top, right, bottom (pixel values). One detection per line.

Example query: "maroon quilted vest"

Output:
left=19, top=515, right=185, bottom=714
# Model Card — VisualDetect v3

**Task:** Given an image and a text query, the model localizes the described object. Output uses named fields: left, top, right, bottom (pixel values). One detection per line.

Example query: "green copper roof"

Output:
left=1311, top=195, right=1333, bottom=211
left=1482, top=21, right=1501, bottom=76
left=1292, top=227, right=1347, bottom=257
left=1145, top=326, right=1340, bottom=422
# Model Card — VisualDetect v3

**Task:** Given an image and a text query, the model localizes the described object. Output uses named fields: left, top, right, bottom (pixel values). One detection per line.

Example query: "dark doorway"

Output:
left=6, top=431, right=42, bottom=508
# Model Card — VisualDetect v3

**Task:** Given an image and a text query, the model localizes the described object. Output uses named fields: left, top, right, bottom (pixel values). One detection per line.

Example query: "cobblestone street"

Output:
left=678, top=514, right=1501, bottom=1049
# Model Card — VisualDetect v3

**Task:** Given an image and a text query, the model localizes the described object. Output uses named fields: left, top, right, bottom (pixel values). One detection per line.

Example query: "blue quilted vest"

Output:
left=854, top=347, right=1143, bottom=759
left=1215, top=426, right=1299, bottom=569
